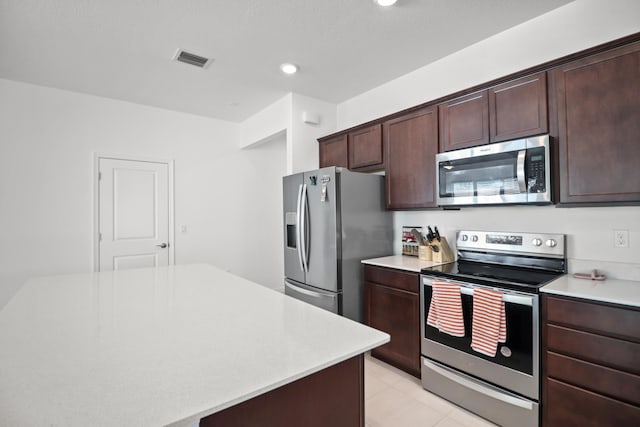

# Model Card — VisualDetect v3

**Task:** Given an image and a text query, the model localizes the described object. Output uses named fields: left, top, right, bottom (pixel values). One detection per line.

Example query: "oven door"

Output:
left=420, top=275, right=539, bottom=400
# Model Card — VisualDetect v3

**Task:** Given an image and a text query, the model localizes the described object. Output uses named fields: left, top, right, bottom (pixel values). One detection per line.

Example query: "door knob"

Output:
left=156, top=243, right=168, bottom=248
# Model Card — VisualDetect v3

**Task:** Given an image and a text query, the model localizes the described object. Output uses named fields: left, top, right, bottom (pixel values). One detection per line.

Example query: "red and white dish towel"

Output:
left=471, top=288, right=507, bottom=357
left=427, top=280, right=465, bottom=337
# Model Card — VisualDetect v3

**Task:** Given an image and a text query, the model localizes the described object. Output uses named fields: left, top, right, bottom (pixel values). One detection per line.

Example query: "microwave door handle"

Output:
left=296, top=184, right=304, bottom=271
left=300, top=183, right=309, bottom=272
left=517, top=149, right=526, bottom=193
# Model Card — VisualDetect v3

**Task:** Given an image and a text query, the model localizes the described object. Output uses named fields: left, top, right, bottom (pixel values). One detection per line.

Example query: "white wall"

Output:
left=290, top=93, right=337, bottom=173
left=238, top=93, right=292, bottom=149
left=0, top=78, right=286, bottom=307
left=337, top=0, right=640, bottom=127
left=239, top=92, right=337, bottom=174
left=335, top=0, right=640, bottom=280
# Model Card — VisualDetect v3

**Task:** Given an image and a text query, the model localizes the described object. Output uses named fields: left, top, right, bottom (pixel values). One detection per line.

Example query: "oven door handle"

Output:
left=459, top=286, right=533, bottom=307
left=423, top=359, right=534, bottom=410
left=422, top=278, right=533, bottom=307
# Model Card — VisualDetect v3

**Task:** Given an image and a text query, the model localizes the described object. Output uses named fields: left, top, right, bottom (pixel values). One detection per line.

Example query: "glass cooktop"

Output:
left=421, top=260, right=565, bottom=292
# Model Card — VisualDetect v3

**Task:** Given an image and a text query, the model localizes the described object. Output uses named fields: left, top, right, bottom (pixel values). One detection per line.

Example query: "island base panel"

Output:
left=200, top=354, right=364, bottom=427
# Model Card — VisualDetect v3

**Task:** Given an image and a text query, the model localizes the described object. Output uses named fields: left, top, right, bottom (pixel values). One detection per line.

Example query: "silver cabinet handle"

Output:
left=156, top=243, right=168, bottom=248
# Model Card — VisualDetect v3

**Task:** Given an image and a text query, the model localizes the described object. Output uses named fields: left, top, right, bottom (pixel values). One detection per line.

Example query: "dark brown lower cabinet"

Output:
left=542, top=294, right=640, bottom=426
left=364, top=265, right=420, bottom=377
left=201, top=355, right=364, bottom=427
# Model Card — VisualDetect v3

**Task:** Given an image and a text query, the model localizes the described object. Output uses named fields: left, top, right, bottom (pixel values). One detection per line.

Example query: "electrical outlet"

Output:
left=614, top=230, right=629, bottom=248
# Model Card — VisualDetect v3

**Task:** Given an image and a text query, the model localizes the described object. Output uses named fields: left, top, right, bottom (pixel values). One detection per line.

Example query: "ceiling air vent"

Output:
left=173, top=49, right=212, bottom=68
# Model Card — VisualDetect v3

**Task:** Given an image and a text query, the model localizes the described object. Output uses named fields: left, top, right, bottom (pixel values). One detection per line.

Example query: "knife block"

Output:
left=431, top=237, right=454, bottom=264
left=418, top=245, right=432, bottom=261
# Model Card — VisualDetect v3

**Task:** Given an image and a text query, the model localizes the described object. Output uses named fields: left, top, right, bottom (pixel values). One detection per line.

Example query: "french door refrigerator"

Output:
left=283, top=167, right=393, bottom=322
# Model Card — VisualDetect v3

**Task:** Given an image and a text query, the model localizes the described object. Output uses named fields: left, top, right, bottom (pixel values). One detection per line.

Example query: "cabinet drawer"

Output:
left=546, top=325, right=640, bottom=375
left=364, top=265, right=418, bottom=293
left=545, top=295, right=640, bottom=341
left=547, top=351, right=640, bottom=406
left=545, top=378, right=640, bottom=427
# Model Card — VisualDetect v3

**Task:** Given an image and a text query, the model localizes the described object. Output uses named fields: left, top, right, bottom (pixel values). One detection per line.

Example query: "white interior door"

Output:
left=98, top=158, right=171, bottom=271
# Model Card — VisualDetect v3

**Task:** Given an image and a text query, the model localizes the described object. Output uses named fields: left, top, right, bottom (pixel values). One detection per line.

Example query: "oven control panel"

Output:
left=457, top=230, right=565, bottom=257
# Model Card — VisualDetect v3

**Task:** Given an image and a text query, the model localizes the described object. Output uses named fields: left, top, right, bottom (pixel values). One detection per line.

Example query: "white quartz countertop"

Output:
left=0, top=264, right=389, bottom=427
left=361, top=255, right=444, bottom=272
left=541, top=275, right=640, bottom=308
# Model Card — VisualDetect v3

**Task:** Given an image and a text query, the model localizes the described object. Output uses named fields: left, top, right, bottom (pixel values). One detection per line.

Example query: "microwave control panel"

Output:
left=527, top=147, right=546, bottom=193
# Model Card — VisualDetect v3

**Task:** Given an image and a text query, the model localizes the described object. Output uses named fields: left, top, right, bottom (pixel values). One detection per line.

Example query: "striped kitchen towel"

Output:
left=471, top=288, right=507, bottom=357
left=426, top=280, right=465, bottom=337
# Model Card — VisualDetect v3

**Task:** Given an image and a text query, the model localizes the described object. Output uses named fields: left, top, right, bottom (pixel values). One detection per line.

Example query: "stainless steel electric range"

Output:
left=420, top=230, right=566, bottom=427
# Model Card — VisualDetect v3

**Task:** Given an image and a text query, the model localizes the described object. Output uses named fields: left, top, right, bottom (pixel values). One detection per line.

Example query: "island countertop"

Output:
left=0, top=264, right=389, bottom=427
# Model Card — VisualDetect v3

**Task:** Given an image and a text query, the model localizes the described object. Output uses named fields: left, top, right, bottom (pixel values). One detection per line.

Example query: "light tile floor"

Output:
left=364, top=354, right=498, bottom=427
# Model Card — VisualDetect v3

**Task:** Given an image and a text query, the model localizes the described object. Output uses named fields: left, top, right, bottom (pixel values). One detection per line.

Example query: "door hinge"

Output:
left=99, top=232, right=102, bottom=241
left=98, top=172, right=102, bottom=180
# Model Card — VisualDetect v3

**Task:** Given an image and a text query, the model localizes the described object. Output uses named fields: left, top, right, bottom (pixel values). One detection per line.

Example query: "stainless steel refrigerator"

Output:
left=283, top=167, right=393, bottom=322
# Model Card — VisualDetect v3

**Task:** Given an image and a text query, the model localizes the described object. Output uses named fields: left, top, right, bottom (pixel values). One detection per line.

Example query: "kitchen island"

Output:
left=0, top=264, right=389, bottom=426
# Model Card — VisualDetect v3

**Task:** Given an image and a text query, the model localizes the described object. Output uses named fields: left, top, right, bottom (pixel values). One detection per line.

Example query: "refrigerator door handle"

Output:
left=300, top=183, right=309, bottom=272
left=296, top=184, right=304, bottom=272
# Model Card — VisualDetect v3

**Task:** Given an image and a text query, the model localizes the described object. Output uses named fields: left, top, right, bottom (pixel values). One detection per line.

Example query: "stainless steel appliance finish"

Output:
left=420, top=229, right=566, bottom=427
left=436, top=135, right=552, bottom=206
left=421, top=276, right=540, bottom=399
left=422, top=358, right=539, bottom=427
left=283, top=167, right=393, bottom=322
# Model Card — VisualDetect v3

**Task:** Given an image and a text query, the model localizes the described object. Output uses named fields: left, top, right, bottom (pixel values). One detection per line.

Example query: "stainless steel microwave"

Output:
left=436, top=135, right=552, bottom=206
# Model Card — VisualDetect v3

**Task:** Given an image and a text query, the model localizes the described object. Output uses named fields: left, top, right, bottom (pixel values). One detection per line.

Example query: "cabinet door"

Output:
left=489, top=72, right=548, bottom=142
left=438, top=90, right=489, bottom=151
left=365, top=282, right=420, bottom=377
left=384, top=107, right=438, bottom=209
left=319, top=134, right=348, bottom=168
left=348, top=124, right=383, bottom=170
left=551, top=42, right=640, bottom=204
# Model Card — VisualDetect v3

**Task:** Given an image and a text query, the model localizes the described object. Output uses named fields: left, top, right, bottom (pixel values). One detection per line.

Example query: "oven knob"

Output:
left=546, top=239, right=557, bottom=248
left=461, top=234, right=468, bottom=241
left=471, top=235, right=479, bottom=242
left=532, top=238, right=543, bottom=246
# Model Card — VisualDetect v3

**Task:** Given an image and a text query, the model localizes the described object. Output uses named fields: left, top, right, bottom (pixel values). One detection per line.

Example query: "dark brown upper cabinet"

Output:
left=438, top=90, right=489, bottom=152
left=319, top=133, right=348, bottom=169
left=384, top=107, right=438, bottom=209
left=550, top=41, right=640, bottom=205
left=489, top=72, right=548, bottom=143
left=439, top=73, right=548, bottom=152
left=348, top=124, right=383, bottom=171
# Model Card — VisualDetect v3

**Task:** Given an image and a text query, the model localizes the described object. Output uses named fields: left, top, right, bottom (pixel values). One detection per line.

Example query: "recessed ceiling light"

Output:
left=374, top=0, right=397, bottom=6
left=280, top=63, right=298, bottom=75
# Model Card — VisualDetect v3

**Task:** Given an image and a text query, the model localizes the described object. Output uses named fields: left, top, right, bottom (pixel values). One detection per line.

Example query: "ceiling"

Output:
left=0, top=0, right=573, bottom=122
